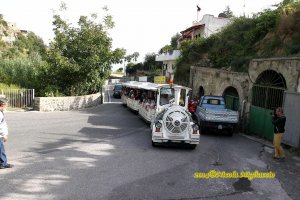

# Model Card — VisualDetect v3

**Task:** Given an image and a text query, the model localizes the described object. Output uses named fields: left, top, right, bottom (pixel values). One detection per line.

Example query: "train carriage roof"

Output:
left=122, top=81, right=191, bottom=91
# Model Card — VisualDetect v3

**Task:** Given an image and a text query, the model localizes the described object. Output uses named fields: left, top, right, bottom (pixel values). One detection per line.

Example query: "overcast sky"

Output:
left=1, top=0, right=282, bottom=68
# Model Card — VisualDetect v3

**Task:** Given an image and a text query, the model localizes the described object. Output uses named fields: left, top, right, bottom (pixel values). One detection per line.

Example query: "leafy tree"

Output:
left=123, top=52, right=139, bottom=75
left=223, top=6, right=234, bottom=18
left=125, top=53, right=162, bottom=77
left=0, top=14, right=8, bottom=27
left=159, top=33, right=181, bottom=53
left=125, top=62, right=138, bottom=75
left=14, top=32, right=47, bottom=59
left=117, top=67, right=123, bottom=72
left=159, top=45, right=172, bottom=54
left=171, top=33, right=181, bottom=49
left=143, top=53, right=161, bottom=71
left=44, top=5, right=126, bottom=96
left=124, top=52, right=140, bottom=63
left=0, top=31, right=46, bottom=60
left=175, top=36, right=215, bottom=83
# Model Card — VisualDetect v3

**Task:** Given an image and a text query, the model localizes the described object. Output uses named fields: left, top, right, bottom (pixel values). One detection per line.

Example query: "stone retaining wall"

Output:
left=34, top=93, right=102, bottom=111
left=249, top=57, right=300, bottom=92
left=190, top=66, right=250, bottom=104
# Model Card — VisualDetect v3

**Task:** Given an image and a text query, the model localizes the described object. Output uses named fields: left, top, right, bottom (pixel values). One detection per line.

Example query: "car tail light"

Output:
left=192, top=124, right=199, bottom=134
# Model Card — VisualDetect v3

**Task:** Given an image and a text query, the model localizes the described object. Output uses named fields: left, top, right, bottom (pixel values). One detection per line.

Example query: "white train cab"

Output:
left=121, top=81, right=200, bottom=149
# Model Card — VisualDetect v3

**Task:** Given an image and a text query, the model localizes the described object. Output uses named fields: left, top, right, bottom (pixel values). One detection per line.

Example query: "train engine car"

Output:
left=151, top=85, right=200, bottom=149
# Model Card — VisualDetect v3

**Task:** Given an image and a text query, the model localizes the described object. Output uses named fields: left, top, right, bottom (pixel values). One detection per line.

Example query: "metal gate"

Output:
left=224, top=95, right=239, bottom=111
left=223, top=86, right=239, bottom=111
left=282, top=92, right=300, bottom=148
left=249, top=85, right=285, bottom=140
left=0, top=89, right=35, bottom=109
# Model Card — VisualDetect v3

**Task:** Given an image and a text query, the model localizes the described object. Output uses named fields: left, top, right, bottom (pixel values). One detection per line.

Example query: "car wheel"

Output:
left=227, top=129, right=233, bottom=137
left=188, top=144, right=197, bottom=149
left=200, top=126, right=206, bottom=134
left=152, top=141, right=158, bottom=147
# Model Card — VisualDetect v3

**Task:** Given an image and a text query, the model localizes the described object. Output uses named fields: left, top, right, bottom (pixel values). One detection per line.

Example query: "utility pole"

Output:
left=243, top=0, right=246, bottom=17
left=124, top=60, right=126, bottom=78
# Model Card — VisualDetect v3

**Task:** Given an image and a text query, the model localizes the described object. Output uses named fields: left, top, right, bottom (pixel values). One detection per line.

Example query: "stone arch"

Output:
left=222, top=86, right=239, bottom=97
left=255, top=69, right=286, bottom=88
left=217, top=80, right=246, bottom=108
left=252, top=69, right=287, bottom=109
left=222, top=86, right=240, bottom=111
left=249, top=68, right=288, bottom=140
left=248, top=59, right=296, bottom=91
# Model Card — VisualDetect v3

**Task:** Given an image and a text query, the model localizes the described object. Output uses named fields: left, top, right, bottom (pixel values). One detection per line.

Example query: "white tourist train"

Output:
left=121, top=81, right=200, bottom=149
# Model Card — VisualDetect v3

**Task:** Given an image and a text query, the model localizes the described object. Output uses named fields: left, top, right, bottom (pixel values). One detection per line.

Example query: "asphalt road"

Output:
left=0, top=84, right=293, bottom=200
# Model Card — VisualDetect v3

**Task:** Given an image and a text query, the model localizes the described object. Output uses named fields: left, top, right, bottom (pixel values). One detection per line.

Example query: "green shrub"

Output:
left=0, top=83, right=22, bottom=90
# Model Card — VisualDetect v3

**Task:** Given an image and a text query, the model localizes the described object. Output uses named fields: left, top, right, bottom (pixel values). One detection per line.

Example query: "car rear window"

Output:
left=114, top=85, right=122, bottom=90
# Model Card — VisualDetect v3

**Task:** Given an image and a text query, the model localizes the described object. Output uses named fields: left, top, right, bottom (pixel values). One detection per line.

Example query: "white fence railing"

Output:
left=0, top=89, right=35, bottom=109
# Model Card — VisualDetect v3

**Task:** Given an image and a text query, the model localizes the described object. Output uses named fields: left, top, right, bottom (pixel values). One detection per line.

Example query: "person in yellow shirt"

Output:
left=271, top=107, right=286, bottom=160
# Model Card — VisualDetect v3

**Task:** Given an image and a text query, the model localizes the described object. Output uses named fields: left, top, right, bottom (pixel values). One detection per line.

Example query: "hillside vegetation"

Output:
left=0, top=5, right=125, bottom=97
left=175, top=0, right=300, bottom=84
left=0, top=15, right=47, bottom=93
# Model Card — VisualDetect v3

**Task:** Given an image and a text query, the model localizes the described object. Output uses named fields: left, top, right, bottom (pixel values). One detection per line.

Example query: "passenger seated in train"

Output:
left=134, top=90, right=141, bottom=101
left=140, top=91, right=146, bottom=103
left=160, top=94, right=170, bottom=105
left=144, top=98, right=151, bottom=110
left=150, top=99, right=156, bottom=109
left=125, top=88, right=131, bottom=96
left=129, top=90, right=135, bottom=99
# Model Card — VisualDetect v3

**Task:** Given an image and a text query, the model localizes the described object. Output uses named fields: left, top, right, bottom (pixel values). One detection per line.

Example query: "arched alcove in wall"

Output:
left=223, top=86, right=239, bottom=111
left=255, top=69, right=286, bottom=88
left=198, top=86, right=205, bottom=99
left=249, top=69, right=287, bottom=140
left=252, top=70, right=287, bottom=109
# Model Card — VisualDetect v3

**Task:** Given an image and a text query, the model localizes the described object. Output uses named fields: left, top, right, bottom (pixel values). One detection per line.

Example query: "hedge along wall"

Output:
left=34, top=93, right=102, bottom=111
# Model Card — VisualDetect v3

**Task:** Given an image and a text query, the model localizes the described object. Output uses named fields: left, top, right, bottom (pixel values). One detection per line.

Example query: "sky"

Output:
left=1, top=0, right=282, bottom=70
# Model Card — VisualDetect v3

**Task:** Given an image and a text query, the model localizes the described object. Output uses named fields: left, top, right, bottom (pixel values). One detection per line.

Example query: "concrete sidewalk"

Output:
left=240, top=133, right=300, bottom=200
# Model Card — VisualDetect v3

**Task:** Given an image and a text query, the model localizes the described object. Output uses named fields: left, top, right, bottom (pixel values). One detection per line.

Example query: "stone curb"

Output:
left=239, top=133, right=274, bottom=148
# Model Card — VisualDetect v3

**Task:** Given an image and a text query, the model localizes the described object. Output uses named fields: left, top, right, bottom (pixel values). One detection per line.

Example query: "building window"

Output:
left=163, top=64, right=167, bottom=70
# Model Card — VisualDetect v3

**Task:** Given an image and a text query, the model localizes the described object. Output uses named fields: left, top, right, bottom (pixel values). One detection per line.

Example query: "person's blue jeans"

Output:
left=0, top=138, right=7, bottom=167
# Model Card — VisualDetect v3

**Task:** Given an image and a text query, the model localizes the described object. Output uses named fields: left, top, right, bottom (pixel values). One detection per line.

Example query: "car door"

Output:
left=194, top=96, right=205, bottom=124
left=194, top=105, right=201, bottom=124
